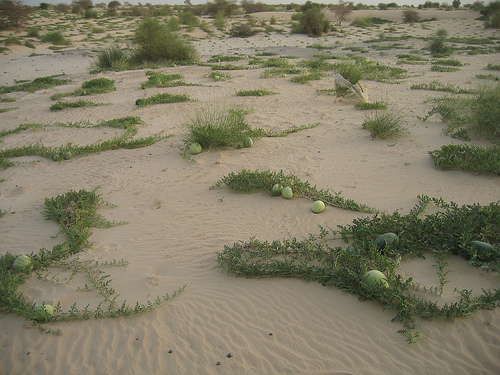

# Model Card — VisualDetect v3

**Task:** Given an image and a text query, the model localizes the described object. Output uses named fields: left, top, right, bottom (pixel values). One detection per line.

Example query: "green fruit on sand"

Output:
left=53, top=154, right=62, bottom=161
left=311, top=200, right=325, bottom=213
left=63, top=151, right=72, bottom=160
left=272, top=184, right=283, bottom=196
left=282, top=186, right=293, bottom=199
left=374, top=233, right=399, bottom=250
left=363, top=270, right=389, bottom=290
left=243, top=137, right=253, bottom=148
left=189, top=142, right=202, bottom=155
left=13, top=255, right=33, bottom=273
left=34, top=304, right=54, bottom=321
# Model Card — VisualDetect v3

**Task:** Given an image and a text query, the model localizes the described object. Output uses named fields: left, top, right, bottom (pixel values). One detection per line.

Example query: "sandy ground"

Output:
left=1, top=8, right=499, bottom=375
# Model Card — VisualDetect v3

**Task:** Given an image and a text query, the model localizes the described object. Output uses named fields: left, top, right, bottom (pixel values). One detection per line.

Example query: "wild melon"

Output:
left=243, top=137, right=253, bottom=148
left=189, top=142, right=202, bottom=155
left=466, top=241, right=495, bottom=260
left=13, top=255, right=33, bottom=273
left=282, top=186, right=293, bottom=199
left=34, top=304, right=54, bottom=321
left=374, top=233, right=399, bottom=250
left=363, top=270, right=389, bottom=291
left=272, top=184, right=283, bottom=196
left=311, top=200, right=325, bottom=213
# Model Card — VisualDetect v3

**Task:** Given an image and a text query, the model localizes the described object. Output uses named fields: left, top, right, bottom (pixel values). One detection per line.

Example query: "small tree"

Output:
left=452, top=0, right=460, bottom=8
left=332, top=0, right=353, bottom=25
left=402, top=9, right=420, bottom=23
left=300, top=7, right=330, bottom=36
left=108, top=0, right=120, bottom=9
left=0, top=0, right=32, bottom=30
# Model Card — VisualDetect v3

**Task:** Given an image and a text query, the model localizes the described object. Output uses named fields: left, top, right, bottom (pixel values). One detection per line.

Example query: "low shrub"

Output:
left=92, top=45, right=130, bottom=71
left=362, top=108, right=409, bottom=139
left=429, top=144, right=500, bottom=175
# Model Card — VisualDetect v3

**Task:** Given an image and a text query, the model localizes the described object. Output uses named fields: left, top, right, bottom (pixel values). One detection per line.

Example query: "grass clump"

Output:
left=236, top=89, right=278, bottom=96
left=132, top=18, right=198, bottom=64
left=423, top=83, right=500, bottom=140
left=260, top=68, right=303, bottom=78
left=135, top=93, right=191, bottom=107
left=40, top=31, right=70, bottom=45
left=429, top=144, right=500, bottom=175
left=211, top=169, right=375, bottom=213
left=362, top=109, right=409, bottom=139
left=486, top=63, right=500, bottom=71
left=411, top=81, right=473, bottom=94
left=181, top=103, right=263, bottom=149
left=205, top=72, right=232, bottom=81
left=216, top=195, right=500, bottom=343
left=290, top=72, right=323, bottom=84
left=0, top=188, right=184, bottom=330
left=92, top=45, right=131, bottom=72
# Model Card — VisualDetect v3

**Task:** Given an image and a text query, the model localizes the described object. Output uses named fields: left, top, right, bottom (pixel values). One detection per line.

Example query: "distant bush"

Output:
left=402, top=9, right=420, bottom=23
left=0, top=0, right=32, bottom=29
left=132, top=18, right=198, bottom=64
left=40, top=31, right=70, bottom=45
left=92, top=45, right=130, bottom=71
left=299, top=7, right=330, bottom=36
left=230, top=22, right=259, bottom=37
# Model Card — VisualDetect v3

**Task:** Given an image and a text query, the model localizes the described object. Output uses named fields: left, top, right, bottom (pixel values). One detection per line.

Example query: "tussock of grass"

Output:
left=140, top=71, right=185, bottom=88
left=362, top=109, right=409, bottom=139
left=135, top=93, right=191, bottom=107
left=236, top=89, right=278, bottom=96
left=354, top=102, right=388, bottom=110
left=411, top=81, right=473, bottom=94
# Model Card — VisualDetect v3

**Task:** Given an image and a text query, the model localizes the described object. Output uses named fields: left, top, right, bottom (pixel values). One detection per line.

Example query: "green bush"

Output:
left=402, top=9, right=420, bottom=23
left=299, top=7, right=330, bottom=36
left=40, top=31, right=69, bottom=45
left=132, top=18, right=198, bottom=64
left=362, top=109, right=409, bottom=139
left=229, top=22, right=259, bottom=37
left=429, top=144, right=500, bottom=175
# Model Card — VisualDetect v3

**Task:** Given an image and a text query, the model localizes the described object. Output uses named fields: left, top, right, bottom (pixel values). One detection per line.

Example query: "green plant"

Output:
left=402, top=9, right=420, bottom=23
left=211, top=169, right=375, bottom=213
left=132, top=18, right=198, bottom=64
left=92, top=45, right=131, bottom=72
left=411, top=81, right=473, bottom=93
left=205, top=71, right=232, bottom=81
left=0, top=188, right=184, bottom=330
left=423, top=83, right=500, bottom=140
left=229, top=22, right=259, bottom=37
left=427, top=36, right=453, bottom=56
left=486, top=63, right=500, bottom=70
left=0, top=75, right=72, bottom=94
left=77, top=78, right=115, bottom=95
left=50, top=99, right=107, bottom=111
left=181, top=103, right=262, bottom=149
left=354, top=101, right=388, bottom=110
left=429, top=144, right=500, bottom=175
left=216, top=195, right=500, bottom=343
left=236, top=89, right=278, bottom=96
left=135, top=92, right=191, bottom=107
left=362, top=109, right=409, bottom=139
left=290, top=72, right=323, bottom=84
left=140, top=71, right=185, bottom=88
left=40, top=31, right=69, bottom=45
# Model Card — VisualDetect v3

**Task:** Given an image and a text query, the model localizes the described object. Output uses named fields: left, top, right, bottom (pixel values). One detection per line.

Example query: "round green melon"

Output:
left=62, top=151, right=72, bottom=160
left=34, top=304, right=54, bottom=321
left=135, top=98, right=144, bottom=106
left=374, top=233, right=399, bottom=250
left=272, top=184, right=283, bottom=196
left=466, top=241, right=495, bottom=260
left=243, top=137, right=253, bottom=148
left=53, top=153, right=62, bottom=161
left=311, top=200, right=325, bottom=213
left=363, top=270, right=389, bottom=290
left=189, top=142, right=202, bottom=155
left=282, top=186, right=293, bottom=199
left=13, top=255, right=33, bottom=273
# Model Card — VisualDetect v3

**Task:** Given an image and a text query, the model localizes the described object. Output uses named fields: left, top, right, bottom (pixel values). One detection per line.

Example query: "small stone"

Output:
left=216, top=361, right=221, bottom=366
left=168, top=350, right=173, bottom=353
left=227, top=353, right=232, bottom=358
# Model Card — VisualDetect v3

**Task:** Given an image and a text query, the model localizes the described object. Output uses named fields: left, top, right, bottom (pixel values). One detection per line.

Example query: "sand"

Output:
left=1, top=8, right=499, bottom=375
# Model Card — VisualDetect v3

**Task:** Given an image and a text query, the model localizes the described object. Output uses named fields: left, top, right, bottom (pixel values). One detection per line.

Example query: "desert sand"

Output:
left=1, top=7, right=499, bottom=375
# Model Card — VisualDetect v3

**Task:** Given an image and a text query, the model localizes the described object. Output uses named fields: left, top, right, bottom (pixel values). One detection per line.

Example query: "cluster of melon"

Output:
left=12, top=255, right=54, bottom=321
left=53, top=150, right=72, bottom=161
left=271, top=184, right=325, bottom=214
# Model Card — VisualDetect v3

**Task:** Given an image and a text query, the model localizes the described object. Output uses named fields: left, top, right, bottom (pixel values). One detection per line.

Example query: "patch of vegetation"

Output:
left=207, top=55, right=244, bottom=63
left=210, top=169, right=375, bottom=213
left=335, top=59, right=407, bottom=82
left=402, top=9, right=420, bottom=23
left=298, top=57, right=334, bottom=71
left=135, top=92, right=191, bottom=107
left=40, top=31, right=70, bottom=45
left=475, top=73, right=500, bottom=80
left=0, top=75, right=72, bottom=94
left=430, top=65, right=461, bottom=72
left=0, top=117, right=169, bottom=169
left=205, top=71, right=232, bottom=81
left=236, top=89, right=278, bottom=96
left=486, top=63, right=500, bottom=71
left=411, top=81, right=473, bottom=94
left=290, top=72, right=323, bottom=84
left=0, top=188, right=184, bottom=331
left=140, top=71, right=185, bottom=88
left=429, top=144, right=500, bottom=175
left=0, top=107, right=17, bottom=113
left=229, top=22, right=259, bottom=37
left=50, top=99, right=107, bottom=111
left=362, top=109, right=409, bottom=139
left=396, top=54, right=429, bottom=65
left=261, top=58, right=291, bottom=68
left=432, top=58, right=465, bottom=67
left=260, top=68, right=303, bottom=78
left=422, top=84, right=500, bottom=140
left=354, top=102, right=388, bottom=110
left=216, top=195, right=500, bottom=343
left=211, top=64, right=248, bottom=71
left=427, top=35, right=453, bottom=57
